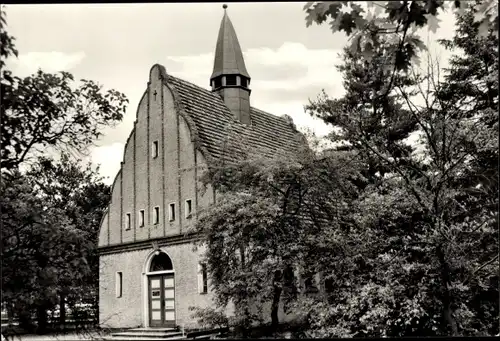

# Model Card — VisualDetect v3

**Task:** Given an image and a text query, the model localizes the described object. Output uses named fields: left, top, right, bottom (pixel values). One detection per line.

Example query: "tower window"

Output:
left=153, top=207, right=160, bottom=225
left=169, top=203, right=176, bottom=221
left=226, top=75, right=237, bottom=86
left=125, top=213, right=131, bottom=230
left=152, top=141, right=159, bottom=158
left=240, top=77, right=248, bottom=87
left=214, top=77, right=222, bottom=89
left=185, top=199, right=192, bottom=218
left=139, top=209, right=145, bottom=227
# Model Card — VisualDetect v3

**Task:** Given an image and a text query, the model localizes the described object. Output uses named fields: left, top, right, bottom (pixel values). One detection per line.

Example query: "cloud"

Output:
left=251, top=63, right=309, bottom=81
left=165, top=42, right=343, bottom=95
left=163, top=42, right=343, bottom=138
left=90, top=143, right=124, bottom=185
left=8, top=51, right=86, bottom=76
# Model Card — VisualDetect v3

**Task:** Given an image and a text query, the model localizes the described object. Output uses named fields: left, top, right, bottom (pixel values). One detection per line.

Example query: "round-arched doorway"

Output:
left=145, top=251, right=175, bottom=328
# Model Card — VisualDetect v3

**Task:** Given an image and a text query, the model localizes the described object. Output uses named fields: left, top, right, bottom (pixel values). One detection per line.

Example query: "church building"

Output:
left=98, top=5, right=304, bottom=329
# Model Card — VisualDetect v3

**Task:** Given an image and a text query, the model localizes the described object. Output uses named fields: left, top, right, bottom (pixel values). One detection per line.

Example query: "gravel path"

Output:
left=2, top=331, right=105, bottom=341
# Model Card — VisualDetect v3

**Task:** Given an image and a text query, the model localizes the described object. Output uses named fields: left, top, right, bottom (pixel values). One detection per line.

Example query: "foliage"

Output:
left=1, top=156, right=110, bottom=330
left=1, top=171, right=87, bottom=330
left=26, top=154, right=111, bottom=316
left=194, top=139, right=365, bottom=330
left=0, top=9, right=128, bottom=171
left=188, top=307, right=230, bottom=329
left=0, top=5, right=18, bottom=70
left=303, top=0, right=498, bottom=97
left=0, top=8, right=120, bottom=331
left=302, top=2, right=498, bottom=337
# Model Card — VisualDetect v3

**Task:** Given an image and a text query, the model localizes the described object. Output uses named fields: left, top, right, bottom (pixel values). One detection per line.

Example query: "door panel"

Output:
left=163, top=274, right=175, bottom=327
left=149, top=275, right=164, bottom=327
left=165, top=310, right=175, bottom=320
left=165, top=300, right=175, bottom=309
left=152, top=311, right=161, bottom=320
left=149, top=274, right=175, bottom=327
left=152, top=300, right=161, bottom=309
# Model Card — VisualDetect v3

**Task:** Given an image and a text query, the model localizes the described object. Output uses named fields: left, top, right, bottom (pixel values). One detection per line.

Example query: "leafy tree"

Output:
left=303, top=0, right=498, bottom=97
left=1, top=156, right=110, bottom=332
left=1, top=8, right=121, bottom=331
left=0, top=8, right=128, bottom=171
left=26, top=154, right=111, bottom=324
left=304, top=3, right=498, bottom=337
left=193, top=140, right=364, bottom=333
left=0, top=5, right=18, bottom=70
left=1, top=171, right=89, bottom=332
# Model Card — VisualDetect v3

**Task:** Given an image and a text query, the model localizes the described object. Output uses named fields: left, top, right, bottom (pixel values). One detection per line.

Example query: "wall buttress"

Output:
left=147, top=84, right=151, bottom=239
left=162, top=84, right=166, bottom=236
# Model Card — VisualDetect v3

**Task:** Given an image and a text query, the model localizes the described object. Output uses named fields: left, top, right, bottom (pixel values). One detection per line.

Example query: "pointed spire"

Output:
left=210, top=5, right=250, bottom=80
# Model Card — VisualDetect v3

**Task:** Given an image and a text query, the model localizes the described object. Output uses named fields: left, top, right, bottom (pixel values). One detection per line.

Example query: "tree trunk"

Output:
left=271, top=270, right=282, bottom=331
left=59, top=293, right=66, bottom=327
left=436, top=244, right=458, bottom=336
left=18, top=308, right=34, bottom=333
left=36, top=304, right=48, bottom=334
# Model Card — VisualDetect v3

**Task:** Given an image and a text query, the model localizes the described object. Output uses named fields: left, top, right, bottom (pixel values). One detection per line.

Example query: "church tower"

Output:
left=210, top=4, right=251, bottom=125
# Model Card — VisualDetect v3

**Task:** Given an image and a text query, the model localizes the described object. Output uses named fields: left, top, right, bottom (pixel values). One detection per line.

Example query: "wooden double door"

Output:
left=148, top=274, right=175, bottom=327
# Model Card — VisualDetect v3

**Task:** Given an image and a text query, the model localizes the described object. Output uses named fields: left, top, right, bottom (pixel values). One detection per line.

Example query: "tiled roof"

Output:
left=166, top=75, right=305, bottom=165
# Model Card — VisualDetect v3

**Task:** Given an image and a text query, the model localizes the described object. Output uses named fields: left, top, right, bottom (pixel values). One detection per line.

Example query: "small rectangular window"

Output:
left=214, top=77, right=222, bottom=89
left=202, top=264, right=208, bottom=293
left=169, top=203, right=176, bottom=221
left=304, top=274, right=319, bottom=293
left=185, top=199, right=192, bottom=218
left=116, top=272, right=122, bottom=298
left=325, top=277, right=334, bottom=294
left=154, top=207, right=159, bottom=225
left=198, top=263, right=208, bottom=294
left=152, top=141, right=158, bottom=158
left=139, top=210, right=145, bottom=227
left=240, top=77, right=248, bottom=87
left=125, top=213, right=131, bottom=230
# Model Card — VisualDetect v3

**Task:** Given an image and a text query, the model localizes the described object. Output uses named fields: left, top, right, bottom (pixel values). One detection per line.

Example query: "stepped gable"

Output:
left=165, top=74, right=304, bottom=164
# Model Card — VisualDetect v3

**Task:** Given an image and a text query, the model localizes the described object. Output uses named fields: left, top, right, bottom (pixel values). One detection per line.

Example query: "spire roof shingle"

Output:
left=210, top=6, right=250, bottom=80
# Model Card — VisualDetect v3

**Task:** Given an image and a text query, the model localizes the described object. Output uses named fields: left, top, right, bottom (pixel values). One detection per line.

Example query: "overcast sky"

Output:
left=5, top=2, right=457, bottom=184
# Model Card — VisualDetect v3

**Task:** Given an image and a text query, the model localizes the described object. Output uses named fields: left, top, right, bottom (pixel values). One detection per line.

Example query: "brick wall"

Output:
left=99, top=243, right=216, bottom=329
left=98, top=64, right=214, bottom=248
left=98, top=64, right=217, bottom=329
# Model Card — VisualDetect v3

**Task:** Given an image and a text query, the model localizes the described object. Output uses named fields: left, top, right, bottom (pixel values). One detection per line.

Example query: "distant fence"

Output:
left=1, top=316, right=98, bottom=334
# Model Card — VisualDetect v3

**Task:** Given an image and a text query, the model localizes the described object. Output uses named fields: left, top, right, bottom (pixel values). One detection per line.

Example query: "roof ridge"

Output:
left=250, top=106, right=285, bottom=120
left=161, top=69, right=304, bottom=165
left=167, top=74, right=295, bottom=125
left=167, top=75, right=213, bottom=94
left=250, top=106, right=298, bottom=131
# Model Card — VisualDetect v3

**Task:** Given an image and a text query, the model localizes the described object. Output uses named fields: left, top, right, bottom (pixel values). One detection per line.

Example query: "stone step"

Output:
left=103, top=337, right=186, bottom=341
left=111, top=331, right=183, bottom=338
left=128, top=328, right=178, bottom=332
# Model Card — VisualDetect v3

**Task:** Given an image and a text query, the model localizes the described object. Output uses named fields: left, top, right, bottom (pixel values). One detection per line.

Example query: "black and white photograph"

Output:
left=1, top=1, right=498, bottom=340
